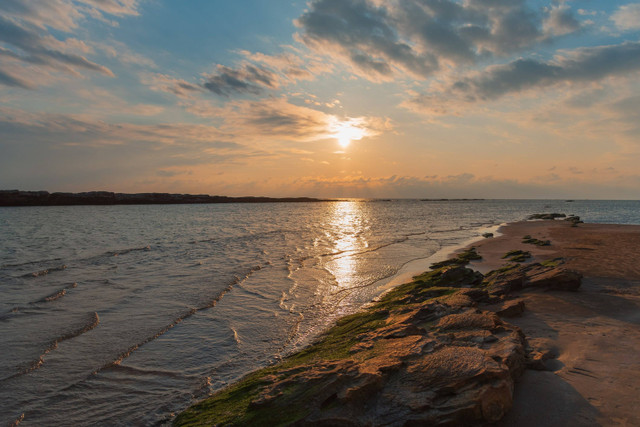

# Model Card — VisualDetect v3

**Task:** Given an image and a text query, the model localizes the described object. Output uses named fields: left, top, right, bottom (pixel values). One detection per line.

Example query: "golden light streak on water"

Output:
left=327, top=201, right=368, bottom=290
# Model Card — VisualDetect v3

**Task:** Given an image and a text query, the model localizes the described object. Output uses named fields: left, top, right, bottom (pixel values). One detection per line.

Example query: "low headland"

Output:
left=176, top=215, right=640, bottom=426
left=0, top=190, right=330, bottom=207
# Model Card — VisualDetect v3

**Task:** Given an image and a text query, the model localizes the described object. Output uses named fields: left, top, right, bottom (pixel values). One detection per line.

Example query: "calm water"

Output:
left=1, top=199, right=639, bottom=425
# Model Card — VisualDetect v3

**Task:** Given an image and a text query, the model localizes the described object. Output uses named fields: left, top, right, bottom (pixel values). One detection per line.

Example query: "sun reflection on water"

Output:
left=327, top=201, right=369, bottom=290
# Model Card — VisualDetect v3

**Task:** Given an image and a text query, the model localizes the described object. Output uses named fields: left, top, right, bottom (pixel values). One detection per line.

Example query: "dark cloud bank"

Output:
left=296, top=0, right=581, bottom=80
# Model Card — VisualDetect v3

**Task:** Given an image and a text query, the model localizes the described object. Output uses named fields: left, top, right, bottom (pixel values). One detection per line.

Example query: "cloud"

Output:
left=295, top=0, right=437, bottom=80
left=295, top=0, right=581, bottom=81
left=223, top=98, right=330, bottom=140
left=238, top=49, right=333, bottom=83
left=543, top=3, right=581, bottom=36
left=202, top=64, right=278, bottom=97
left=0, top=67, right=35, bottom=89
left=151, top=48, right=334, bottom=101
left=95, top=40, right=157, bottom=68
left=215, top=97, right=390, bottom=144
left=0, top=0, right=139, bottom=31
left=143, top=73, right=203, bottom=99
left=278, top=172, right=640, bottom=199
left=0, top=106, right=260, bottom=190
left=0, top=0, right=83, bottom=31
left=406, top=41, right=640, bottom=114
left=0, top=13, right=115, bottom=89
left=611, top=3, right=640, bottom=31
left=78, top=0, right=139, bottom=18
left=0, top=0, right=143, bottom=89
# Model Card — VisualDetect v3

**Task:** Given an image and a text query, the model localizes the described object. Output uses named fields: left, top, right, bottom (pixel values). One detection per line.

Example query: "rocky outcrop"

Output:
left=485, top=299, right=526, bottom=318
left=483, top=262, right=582, bottom=295
left=289, top=305, right=525, bottom=426
left=0, top=190, right=326, bottom=206
left=176, top=265, right=526, bottom=426
left=524, top=264, right=582, bottom=291
left=176, top=257, right=581, bottom=427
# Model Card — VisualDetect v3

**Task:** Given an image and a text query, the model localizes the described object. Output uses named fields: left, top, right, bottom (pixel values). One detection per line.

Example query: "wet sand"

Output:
left=460, top=220, right=640, bottom=426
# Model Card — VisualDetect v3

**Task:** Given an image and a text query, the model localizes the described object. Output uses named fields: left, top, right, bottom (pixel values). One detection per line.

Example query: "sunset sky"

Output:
left=1, top=0, right=639, bottom=198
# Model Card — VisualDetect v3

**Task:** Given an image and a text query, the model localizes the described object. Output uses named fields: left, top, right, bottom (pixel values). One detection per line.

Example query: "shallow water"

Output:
left=1, top=199, right=638, bottom=425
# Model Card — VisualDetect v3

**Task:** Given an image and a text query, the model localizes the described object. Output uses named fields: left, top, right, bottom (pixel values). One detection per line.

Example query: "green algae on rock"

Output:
left=502, top=250, right=532, bottom=263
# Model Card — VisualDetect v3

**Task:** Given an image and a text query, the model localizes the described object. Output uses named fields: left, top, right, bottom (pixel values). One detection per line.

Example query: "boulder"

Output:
left=525, top=265, right=582, bottom=291
left=483, top=268, right=526, bottom=296
left=484, top=262, right=582, bottom=294
left=497, top=299, right=525, bottom=317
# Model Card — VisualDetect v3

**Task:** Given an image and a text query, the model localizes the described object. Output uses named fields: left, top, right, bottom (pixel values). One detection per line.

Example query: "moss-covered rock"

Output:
left=522, top=236, right=551, bottom=246
left=502, top=250, right=532, bottom=263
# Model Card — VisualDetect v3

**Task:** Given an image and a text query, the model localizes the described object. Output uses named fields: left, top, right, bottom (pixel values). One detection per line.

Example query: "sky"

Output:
left=1, top=0, right=639, bottom=199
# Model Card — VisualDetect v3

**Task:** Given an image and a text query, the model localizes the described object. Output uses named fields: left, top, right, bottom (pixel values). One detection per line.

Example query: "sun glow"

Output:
left=330, top=118, right=368, bottom=148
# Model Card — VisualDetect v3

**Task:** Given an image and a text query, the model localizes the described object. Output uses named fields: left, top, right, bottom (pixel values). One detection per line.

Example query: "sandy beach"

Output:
left=464, top=220, right=640, bottom=426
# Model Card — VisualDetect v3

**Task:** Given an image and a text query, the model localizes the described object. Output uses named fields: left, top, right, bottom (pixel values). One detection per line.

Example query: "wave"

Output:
left=2, top=312, right=100, bottom=381
left=100, top=364, right=185, bottom=379
left=8, top=413, right=24, bottom=427
left=93, top=264, right=265, bottom=373
left=188, top=228, right=292, bottom=246
left=0, top=283, right=78, bottom=321
left=41, top=289, right=66, bottom=302
left=21, top=264, right=67, bottom=278
left=1, top=258, right=63, bottom=269
left=7, top=245, right=153, bottom=280
left=105, top=245, right=151, bottom=257
left=193, top=375, right=213, bottom=399
left=289, top=232, right=427, bottom=267
left=230, top=327, right=241, bottom=346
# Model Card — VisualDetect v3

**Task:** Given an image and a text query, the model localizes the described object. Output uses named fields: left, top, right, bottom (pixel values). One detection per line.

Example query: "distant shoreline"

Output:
left=0, top=190, right=332, bottom=207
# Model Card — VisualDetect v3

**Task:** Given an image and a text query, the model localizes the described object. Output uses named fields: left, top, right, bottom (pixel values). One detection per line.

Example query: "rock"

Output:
left=483, top=232, right=494, bottom=238
left=213, top=300, right=525, bottom=427
left=439, top=265, right=484, bottom=286
left=502, top=250, right=532, bottom=263
left=483, top=268, right=526, bottom=296
left=528, top=213, right=567, bottom=220
left=525, top=265, right=582, bottom=291
left=484, top=261, right=582, bottom=294
left=522, top=236, right=551, bottom=246
left=496, top=299, right=525, bottom=318
left=457, top=288, right=491, bottom=303
left=525, top=338, right=559, bottom=371
left=436, top=310, right=501, bottom=331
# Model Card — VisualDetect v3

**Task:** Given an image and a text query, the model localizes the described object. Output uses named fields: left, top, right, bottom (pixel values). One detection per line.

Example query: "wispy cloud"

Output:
left=0, top=67, right=34, bottom=89
left=202, top=64, right=278, bottom=97
left=218, top=97, right=388, bottom=144
left=0, top=0, right=143, bottom=89
left=143, top=73, right=204, bottom=99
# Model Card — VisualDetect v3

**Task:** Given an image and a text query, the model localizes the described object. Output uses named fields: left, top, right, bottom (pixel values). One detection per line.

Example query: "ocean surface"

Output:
left=1, top=199, right=639, bottom=425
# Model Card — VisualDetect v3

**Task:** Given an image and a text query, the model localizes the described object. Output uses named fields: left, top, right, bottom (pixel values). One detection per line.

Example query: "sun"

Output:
left=338, top=133, right=352, bottom=148
left=331, top=118, right=367, bottom=149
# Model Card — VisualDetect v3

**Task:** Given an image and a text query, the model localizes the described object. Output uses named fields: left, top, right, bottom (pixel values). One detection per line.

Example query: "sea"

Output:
left=1, top=199, right=639, bottom=425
